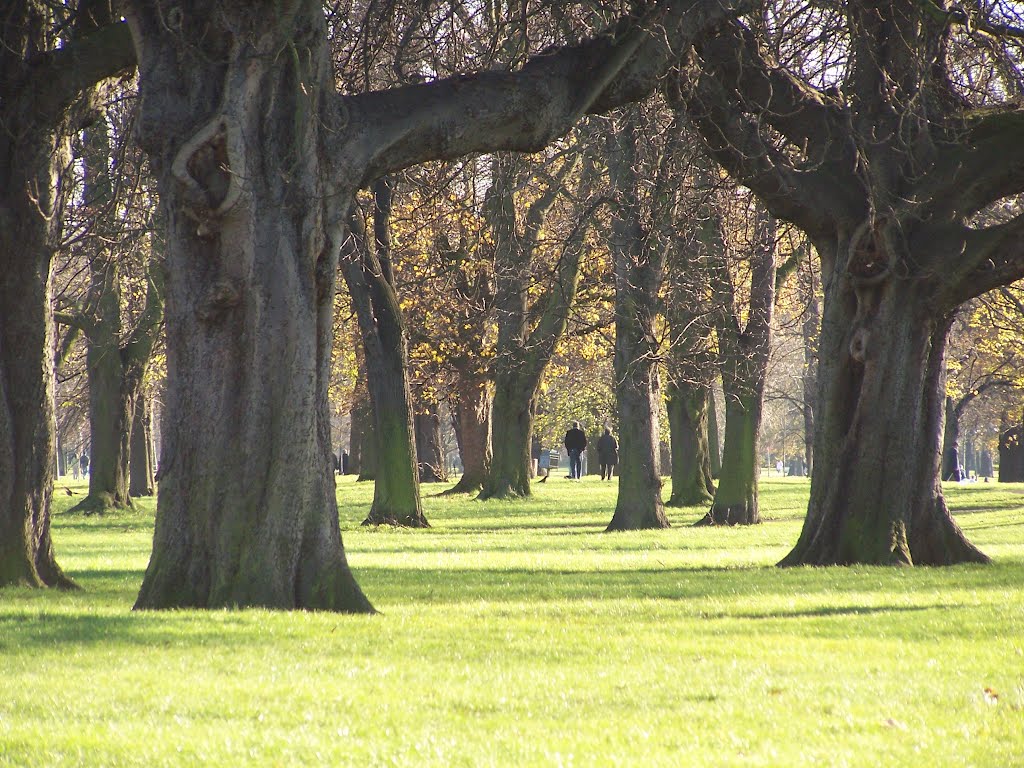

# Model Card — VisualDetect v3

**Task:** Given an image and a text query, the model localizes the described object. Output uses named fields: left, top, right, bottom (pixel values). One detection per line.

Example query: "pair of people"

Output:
left=562, top=422, right=618, bottom=481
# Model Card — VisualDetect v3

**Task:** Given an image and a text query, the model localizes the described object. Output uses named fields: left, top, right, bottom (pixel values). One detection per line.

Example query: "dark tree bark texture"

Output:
left=681, top=3, right=1024, bottom=563
left=126, top=3, right=373, bottom=609
left=119, top=0, right=750, bottom=607
left=0, top=2, right=134, bottom=588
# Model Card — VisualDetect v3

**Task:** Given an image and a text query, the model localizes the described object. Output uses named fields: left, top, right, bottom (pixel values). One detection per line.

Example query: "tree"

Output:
left=121, top=0, right=750, bottom=609
left=0, top=1, right=134, bottom=588
left=679, top=3, right=1024, bottom=564
left=479, top=149, right=599, bottom=499
left=699, top=192, right=777, bottom=526
left=603, top=107, right=673, bottom=530
left=340, top=178, right=427, bottom=527
left=61, top=109, right=164, bottom=515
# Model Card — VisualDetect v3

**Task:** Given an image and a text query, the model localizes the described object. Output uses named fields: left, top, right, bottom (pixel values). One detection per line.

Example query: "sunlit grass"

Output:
left=1, top=475, right=1022, bottom=766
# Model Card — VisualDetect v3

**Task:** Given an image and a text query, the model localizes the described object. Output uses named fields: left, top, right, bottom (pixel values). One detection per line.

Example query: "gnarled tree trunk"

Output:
left=127, top=2, right=372, bottom=610
left=780, top=238, right=988, bottom=566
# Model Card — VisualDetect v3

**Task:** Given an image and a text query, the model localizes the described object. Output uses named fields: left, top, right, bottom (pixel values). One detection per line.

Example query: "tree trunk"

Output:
left=340, top=178, right=426, bottom=527
left=800, top=263, right=819, bottom=477
left=698, top=392, right=762, bottom=525
left=780, top=266, right=988, bottom=566
left=129, top=396, right=155, bottom=497
left=126, top=2, right=372, bottom=610
left=604, top=112, right=668, bottom=532
left=479, top=379, right=535, bottom=499
left=666, top=379, right=715, bottom=506
left=999, top=419, right=1024, bottom=483
left=0, top=193, right=74, bottom=589
left=414, top=405, right=446, bottom=483
left=0, top=3, right=133, bottom=588
left=699, top=199, right=776, bottom=526
left=446, top=370, right=492, bottom=494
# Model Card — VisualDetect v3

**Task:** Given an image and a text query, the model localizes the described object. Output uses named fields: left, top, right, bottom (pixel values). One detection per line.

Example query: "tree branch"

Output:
left=940, top=213, right=1024, bottom=306
left=27, top=20, right=136, bottom=127
left=674, top=62, right=857, bottom=240
left=345, top=0, right=753, bottom=185
left=916, top=108, right=1024, bottom=221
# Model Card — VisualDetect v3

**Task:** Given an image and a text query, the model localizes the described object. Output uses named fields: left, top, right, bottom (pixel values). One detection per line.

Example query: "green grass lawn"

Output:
left=2, top=476, right=1023, bottom=767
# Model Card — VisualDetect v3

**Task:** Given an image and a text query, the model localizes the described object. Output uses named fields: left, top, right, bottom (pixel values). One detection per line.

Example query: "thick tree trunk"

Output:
left=479, top=379, right=534, bottom=499
left=415, top=407, right=446, bottom=483
left=0, top=208, right=74, bottom=589
left=129, top=396, right=155, bottom=497
left=697, top=392, right=762, bottom=525
left=446, top=371, right=492, bottom=494
left=781, top=266, right=988, bottom=566
left=127, top=2, right=372, bottom=610
left=666, top=379, right=715, bottom=506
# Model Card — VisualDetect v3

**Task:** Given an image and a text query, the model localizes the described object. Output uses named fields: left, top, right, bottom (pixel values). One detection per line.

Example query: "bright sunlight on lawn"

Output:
left=2, top=476, right=1023, bottom=767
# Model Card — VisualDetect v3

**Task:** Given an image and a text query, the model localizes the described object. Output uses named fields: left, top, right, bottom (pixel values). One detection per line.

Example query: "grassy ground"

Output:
left=1, top=475, right=1022, bottom=767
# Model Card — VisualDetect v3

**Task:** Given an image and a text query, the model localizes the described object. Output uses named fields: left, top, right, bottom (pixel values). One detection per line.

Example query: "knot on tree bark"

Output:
left=846, top=214, right=903, bottom=287
left=849, top=326, right=870, bottom=363
left=197, top=278, right=241, bottom=322
left=171, top=114, right=244, bottom=238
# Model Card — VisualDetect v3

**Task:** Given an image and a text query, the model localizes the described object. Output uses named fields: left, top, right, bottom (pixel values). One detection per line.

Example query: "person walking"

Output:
left=596, top=427, right=618, bottom=480
left=563, top=421, right=587, bottom=480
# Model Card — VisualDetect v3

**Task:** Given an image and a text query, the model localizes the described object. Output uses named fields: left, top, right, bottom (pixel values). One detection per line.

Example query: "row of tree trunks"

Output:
left=129, top=396, right=156, bottom=497
left=0, top=2, right=134, bottom=588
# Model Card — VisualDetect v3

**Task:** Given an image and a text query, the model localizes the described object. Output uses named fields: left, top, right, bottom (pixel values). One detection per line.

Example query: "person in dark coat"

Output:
left=563, top=421, right=587, bottom=480
left=596, top=427, right=618, bottom=480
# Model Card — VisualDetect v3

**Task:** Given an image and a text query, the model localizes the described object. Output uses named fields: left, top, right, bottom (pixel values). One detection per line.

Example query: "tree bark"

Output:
left=666, top=379, right=715, bottom=506
left=445, top=369, right=492, bottom=494
left=999, top=418, right=1024, bottom=483
left=126, top=2, right=373, bottom=610
left=129, top=396, right=155, bottom=497
left=698, top=199, right=776, bottom=526
left=481, top=381, right=536, bottom=499
left=780, top=252, right=989, bottom=565
left=414, top=404, right=446, bottom=483
left=604, top=111, right=669, bottom=531
left=800, top=260, right=819, bottom=477
left=707, top=385, right=721, bottom=478
left=340, top=178, right=426, bottom=527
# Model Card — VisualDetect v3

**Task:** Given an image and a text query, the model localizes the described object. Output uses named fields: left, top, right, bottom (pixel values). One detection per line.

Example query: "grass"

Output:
left=1, top=476, right=1023, bottom=767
